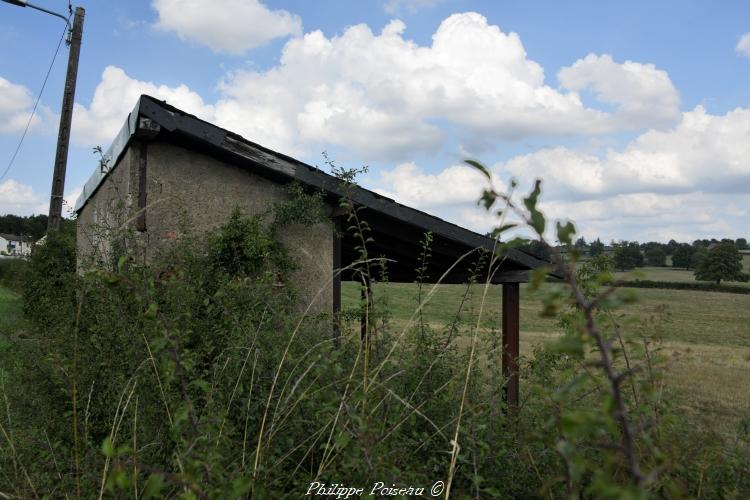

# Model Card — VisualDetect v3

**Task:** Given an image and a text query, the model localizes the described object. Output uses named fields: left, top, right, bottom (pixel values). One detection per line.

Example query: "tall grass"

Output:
left=0, top=206, right=748, bottom=498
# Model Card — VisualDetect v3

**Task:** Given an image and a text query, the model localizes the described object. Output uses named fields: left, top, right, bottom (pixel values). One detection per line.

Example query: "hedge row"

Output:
left=618, top=279, right=750, bottom=295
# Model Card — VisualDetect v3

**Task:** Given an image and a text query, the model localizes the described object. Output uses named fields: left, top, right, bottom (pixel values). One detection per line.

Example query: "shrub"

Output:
left=22, top=228, right=77, bottom=327
left=0, top=258, right=28, bottom=292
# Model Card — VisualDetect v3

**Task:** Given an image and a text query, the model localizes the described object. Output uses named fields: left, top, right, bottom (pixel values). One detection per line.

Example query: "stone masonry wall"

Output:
left=77, top=140, right=333, bottom=313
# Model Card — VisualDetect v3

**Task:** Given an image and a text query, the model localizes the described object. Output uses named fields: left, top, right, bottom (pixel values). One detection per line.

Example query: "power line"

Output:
left=0, top=19, right=69, bottom=183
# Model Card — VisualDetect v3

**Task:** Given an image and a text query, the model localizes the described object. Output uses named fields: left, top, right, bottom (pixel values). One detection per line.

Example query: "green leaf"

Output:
left=561, top=410, right=599, bottom=439
left=529, top=267, right=549, bottom=291
left=231, top=476, right=254, bottom=497
left=489, top=223, right=516, bottom=239
left=142, top=474, right=166, bottom=499
left=556, top=220, right=576, bottom=246
left=478, top=189, right=497, bottom=210
left=523, top=179, right=542, bottom=213
left=549, top=333, right=584, bottom=358
left=144, top=302, right=158, bottom=319
left=103, top=272, right=120, bottom=285
left=117, top=255, right=128, bottom=272
left=101, top=436, right=114, bottom=457
left=465, top=159, right=492, bottom=180
left=150, top=336, right=168, bottom=354
left=190, top=379, right=211, bottom=394
left=335, top=432, right=352, bottom=449
left=530, top=211, right=546, bottom=236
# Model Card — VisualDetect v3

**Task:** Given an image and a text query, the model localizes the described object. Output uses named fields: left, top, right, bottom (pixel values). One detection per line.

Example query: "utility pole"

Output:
left=1, top=0, right=85, bottom=233
left=48, top=6, right=85, bottom=232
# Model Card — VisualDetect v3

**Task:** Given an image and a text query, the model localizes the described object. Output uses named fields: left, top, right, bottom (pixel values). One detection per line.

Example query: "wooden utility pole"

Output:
left=47, top=6, right=84, bottom=232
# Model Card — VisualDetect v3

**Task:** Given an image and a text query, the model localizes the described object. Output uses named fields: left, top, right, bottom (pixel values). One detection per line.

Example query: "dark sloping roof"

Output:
left=75, top=95, right=553, bottom=283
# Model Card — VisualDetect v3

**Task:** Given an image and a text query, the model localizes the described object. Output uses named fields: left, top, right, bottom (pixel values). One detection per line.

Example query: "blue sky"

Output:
left=1, top=0, right=749, bottom=243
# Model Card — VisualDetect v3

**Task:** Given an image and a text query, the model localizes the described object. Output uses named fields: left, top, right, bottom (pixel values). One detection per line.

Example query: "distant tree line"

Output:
left=568, top=236, right=749, bottom=285
left=0, top=214, right=75, bottom=241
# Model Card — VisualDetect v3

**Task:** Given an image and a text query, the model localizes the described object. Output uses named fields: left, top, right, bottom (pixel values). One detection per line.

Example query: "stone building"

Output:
left=75, top=95, right=552, bottom=406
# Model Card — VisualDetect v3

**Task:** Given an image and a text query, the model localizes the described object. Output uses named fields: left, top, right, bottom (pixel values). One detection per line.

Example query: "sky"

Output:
left=1, top=0, right=749, bottom=243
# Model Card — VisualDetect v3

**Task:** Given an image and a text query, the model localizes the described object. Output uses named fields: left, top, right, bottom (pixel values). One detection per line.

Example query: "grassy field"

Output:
left=615, top=265, right=750, bottom=287
left=343, top=280, right=750, bottom=434
left=2, top=279, right=748, bottom=436
left=599, top=252, right=750, bottom=286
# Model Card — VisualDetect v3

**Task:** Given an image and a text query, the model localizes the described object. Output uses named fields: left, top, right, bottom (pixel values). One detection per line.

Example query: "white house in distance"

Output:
left=0, top=233, right=33, bottom=257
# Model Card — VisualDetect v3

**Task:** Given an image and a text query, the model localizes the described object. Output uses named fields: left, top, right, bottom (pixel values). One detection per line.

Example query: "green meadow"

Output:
left=342, top=280, right=750, bottom=435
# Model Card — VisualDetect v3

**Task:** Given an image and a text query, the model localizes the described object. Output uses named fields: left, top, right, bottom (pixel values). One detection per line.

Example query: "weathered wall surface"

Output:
left=77, top=146, right=148, bottom=269
left=78, top=140, right=333, bottom=312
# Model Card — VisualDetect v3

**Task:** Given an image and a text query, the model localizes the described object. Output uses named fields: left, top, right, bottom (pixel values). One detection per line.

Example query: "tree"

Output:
left=645, top=246, right=667, bottom=267
left=671, top=244, right=694, bottom=269
left=574, top=236, right=587, bottom=249
left=665, top=239, right=679, bottom=255
left=694, top=242, right=744, bottom=284
left=690, top=246, right=708, bottom=270
left=613, top=242, right=643, bottom=271
left=0, top=214, right=67, bottom=240
left=518, top=239, right=551, bottom=262
left=693, top=239, right=709, bottom=248
left=589, top=238, right=605, bottom=257
left=737, top=238, right=748, bottom=250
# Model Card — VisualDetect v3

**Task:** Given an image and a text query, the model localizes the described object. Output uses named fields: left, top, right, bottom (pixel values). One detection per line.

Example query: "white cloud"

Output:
left=152, top=0, right=301, bottom=54
left=62, top=184, right=83, bottom=218
left=74, top=14, right=680, bottom=160
left=384, top=0, right=442, bottom=14
left=30, top=184, right=82, bottom=218
left=558, top=53, right=680, bottom=129
left=372, top=105, right=750, bottom=241
left=373, top=161, right=494, bottom=208
left=737, top=33, right=750, bottom=58
left=0, top=77, right=47, bottom=134
left=72, top=66, right=215, bottom=146
left=211, top=13, right=678, bottom=159
left=0, top=179, right=44, bottom=215
left=538, top=192, right=748, bottom=242
left=499, top=105, right=750, bottom=200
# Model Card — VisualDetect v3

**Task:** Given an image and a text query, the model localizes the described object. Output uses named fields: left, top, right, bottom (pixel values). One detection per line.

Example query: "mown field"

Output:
left=342, top=280, right=750, bottom=435
left=615, top=265, right=750, bottom=287
left=603, top=253, right=750, bottom=286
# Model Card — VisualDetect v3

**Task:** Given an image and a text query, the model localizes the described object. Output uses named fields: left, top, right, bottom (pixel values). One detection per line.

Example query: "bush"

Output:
left=22, top=229, right=77, bottom=326
left=0, top=258, right=28, bottom=292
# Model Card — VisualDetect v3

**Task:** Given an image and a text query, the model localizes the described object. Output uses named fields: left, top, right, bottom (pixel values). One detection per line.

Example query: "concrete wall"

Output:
left=76, top=146, right=142, bottom=268
left=78, top=140, right=333, bottom=313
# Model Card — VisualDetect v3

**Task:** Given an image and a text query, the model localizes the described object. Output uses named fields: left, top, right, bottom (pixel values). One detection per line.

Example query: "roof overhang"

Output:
left=75, top=95, right=557, bottom=283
